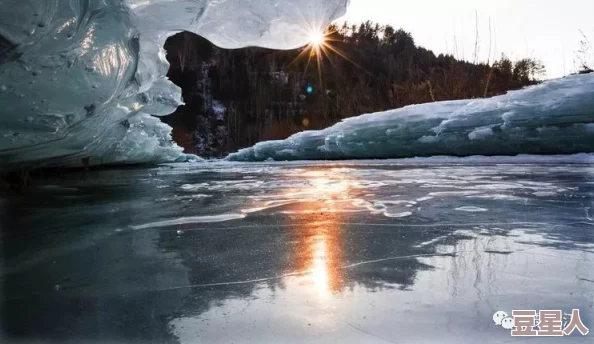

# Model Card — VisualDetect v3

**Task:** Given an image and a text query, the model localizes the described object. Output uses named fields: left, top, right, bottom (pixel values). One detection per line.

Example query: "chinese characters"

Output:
left=494, top=309, right=589, bottom=337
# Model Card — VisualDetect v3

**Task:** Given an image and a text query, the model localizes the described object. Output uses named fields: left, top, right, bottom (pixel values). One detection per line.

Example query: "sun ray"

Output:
left=293, top=24, right=368, bottom=77
left=284, top=3, right=374, bottom=93
left=322, top=44, right=366, bottom=72
left=288, top=47, right=313, bottom=68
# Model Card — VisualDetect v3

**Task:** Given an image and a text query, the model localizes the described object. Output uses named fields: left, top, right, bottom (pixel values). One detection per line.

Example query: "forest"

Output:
left=164, top=22, right=546, bottom=157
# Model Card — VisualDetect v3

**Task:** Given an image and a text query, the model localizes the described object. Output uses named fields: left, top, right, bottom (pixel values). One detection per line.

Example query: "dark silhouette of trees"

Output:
left=164, top=22, right=545, bottom=157
left=577, top=31, right=593, bottom=74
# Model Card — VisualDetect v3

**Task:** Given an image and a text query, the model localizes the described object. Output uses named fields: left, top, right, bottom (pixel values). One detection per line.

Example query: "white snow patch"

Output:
left=130, top=214, right=246, bottom=230
left=455, top=206, right=489, bottom=212
left=384, top=211, right=413, bottom=218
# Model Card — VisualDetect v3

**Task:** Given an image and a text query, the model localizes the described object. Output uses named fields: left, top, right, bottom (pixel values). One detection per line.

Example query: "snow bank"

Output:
left=0, top=0, right=348, bottom=169
left=227, top=74, right=594, bottom=161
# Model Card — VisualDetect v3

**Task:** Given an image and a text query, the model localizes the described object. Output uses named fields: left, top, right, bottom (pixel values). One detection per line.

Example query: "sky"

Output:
left=337, top=0, right=594, bottom=79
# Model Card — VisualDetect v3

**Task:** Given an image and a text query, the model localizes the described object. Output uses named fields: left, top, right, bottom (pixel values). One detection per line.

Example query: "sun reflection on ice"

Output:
left=299, top=219, right=342, bottom=300
left=311, top=238, right=330, bottom=296
left=288, top=168, right=355, bottom=298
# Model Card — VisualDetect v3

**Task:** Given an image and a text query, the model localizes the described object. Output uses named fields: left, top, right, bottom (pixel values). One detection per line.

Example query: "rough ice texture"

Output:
left=0, top=0, right=348, bottom=169
left=227, top=74, right=594, bottom=161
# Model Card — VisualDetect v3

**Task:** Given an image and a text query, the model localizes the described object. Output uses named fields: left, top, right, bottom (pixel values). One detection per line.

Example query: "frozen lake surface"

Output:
left=1, top=159, right=593, bottom=343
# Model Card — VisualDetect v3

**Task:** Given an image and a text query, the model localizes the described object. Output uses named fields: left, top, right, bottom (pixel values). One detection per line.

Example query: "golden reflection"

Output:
left=92, top=44, right=123, bottom=77
left=78, top=25, right=96, bottom=56
left=56, top=18, right=77, bottom=35
left=286, top=168, right=354, bottom=297
left=311, top=239, right=330, bottom=294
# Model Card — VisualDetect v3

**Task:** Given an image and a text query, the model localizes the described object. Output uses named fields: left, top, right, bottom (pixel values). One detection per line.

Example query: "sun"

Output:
left=308, top=30, right=326, bottom=47
left=289, top=24, right=361, bottom=87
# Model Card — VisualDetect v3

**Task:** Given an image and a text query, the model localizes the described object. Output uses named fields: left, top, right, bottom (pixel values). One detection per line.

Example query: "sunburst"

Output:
left=289, top=24, right=363, bottom=87
left=308, top=30, right=326, bottom=47
left=283, top=5, right=366, bottom=88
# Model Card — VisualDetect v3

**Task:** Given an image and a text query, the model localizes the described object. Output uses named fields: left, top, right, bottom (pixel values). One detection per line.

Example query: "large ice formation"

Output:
left=0, top=0, right=349, bottom=169
left=227, top=74, right=594, bottom=161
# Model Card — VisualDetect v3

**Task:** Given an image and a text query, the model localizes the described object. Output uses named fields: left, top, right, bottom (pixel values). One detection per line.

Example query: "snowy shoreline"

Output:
left=224, top=153, right=594, bottom=165
left=228, top=74, right=594, bottom=162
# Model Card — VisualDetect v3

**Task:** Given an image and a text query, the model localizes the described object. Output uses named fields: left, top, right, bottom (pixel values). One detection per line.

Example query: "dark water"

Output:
left=1, top=160, right=593, bottom=343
